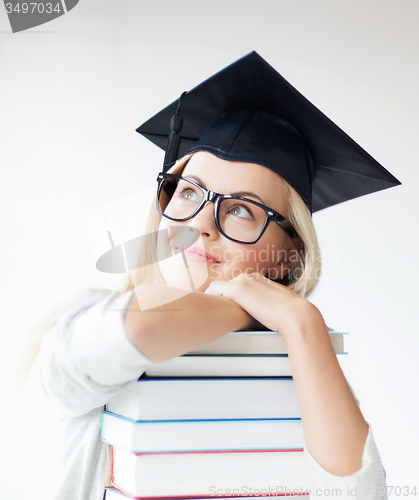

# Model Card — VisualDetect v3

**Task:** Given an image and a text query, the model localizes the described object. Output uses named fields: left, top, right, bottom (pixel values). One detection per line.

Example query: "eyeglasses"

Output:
left=156, top=172, right=297, bottom=244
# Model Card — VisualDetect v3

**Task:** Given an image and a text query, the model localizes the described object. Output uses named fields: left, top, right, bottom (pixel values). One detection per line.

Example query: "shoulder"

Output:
left=51, top=287, right=122, bottom=322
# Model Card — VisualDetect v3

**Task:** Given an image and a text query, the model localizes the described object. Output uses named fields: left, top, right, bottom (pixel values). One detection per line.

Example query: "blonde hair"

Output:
left=278, top=178, right=321, bottom=297
left=119, top=155, right=193, bottom=293
left=18, top=152, right=321, bottom=489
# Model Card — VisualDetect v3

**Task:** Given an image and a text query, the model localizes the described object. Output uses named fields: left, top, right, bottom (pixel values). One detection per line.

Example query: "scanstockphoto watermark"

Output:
left=209, top=485, right=418, bottom=497
left=203, top=246, right=338, bottom=267
left=94, top=227, right=338, bottom=278
left=209, top=485, right=310, bottom=497
left=3, top=0, right=79, bottom=33
left=91, top=222, right=340, bottom=309
left=206, top=246, right=338, bottom=282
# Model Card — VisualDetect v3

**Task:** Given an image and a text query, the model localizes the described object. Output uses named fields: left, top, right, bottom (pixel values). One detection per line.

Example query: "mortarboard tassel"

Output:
left=163, top=91, right=187, bottom=172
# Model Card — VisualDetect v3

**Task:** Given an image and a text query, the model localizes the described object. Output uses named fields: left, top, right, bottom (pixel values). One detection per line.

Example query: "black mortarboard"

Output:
left=136, top=51, right=400, bottom=212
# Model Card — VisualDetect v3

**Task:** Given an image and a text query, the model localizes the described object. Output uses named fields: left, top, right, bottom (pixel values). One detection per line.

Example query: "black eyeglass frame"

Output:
left=156, top=172, right=297, bottom=244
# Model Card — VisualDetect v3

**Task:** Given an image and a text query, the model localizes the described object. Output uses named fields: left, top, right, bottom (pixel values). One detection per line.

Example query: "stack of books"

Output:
left=101, top=330, right=346, bottom=499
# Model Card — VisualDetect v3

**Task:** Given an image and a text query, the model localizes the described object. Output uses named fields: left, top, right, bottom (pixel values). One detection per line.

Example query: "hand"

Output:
left=204, top=272, right=323, bottom=340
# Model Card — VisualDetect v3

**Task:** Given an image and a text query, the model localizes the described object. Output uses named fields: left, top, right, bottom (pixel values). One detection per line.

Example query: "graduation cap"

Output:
left=136, top=51, right=401, bottom=212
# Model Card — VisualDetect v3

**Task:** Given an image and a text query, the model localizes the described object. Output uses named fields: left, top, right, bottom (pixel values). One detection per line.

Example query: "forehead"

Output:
left=182, top=152, right=288, bottom=214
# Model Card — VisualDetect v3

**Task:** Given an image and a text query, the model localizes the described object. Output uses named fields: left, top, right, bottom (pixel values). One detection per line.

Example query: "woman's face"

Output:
left=157, top=152, right=296, bottom=293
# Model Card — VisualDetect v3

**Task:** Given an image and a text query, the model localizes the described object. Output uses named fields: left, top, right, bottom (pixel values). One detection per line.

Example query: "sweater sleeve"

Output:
left=304, top=381, right=387, bottom=500
left=38, top=288, right=155, bottom=418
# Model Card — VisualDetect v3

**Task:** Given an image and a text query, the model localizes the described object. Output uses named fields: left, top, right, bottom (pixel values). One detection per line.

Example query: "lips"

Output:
left=176, top=245, right=220, bottom=263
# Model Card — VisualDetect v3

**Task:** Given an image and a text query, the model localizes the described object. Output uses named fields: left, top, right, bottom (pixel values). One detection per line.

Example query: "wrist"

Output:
left=230, top=299, right=255, bottom=331
left=280, top=300, right=328, bottom=343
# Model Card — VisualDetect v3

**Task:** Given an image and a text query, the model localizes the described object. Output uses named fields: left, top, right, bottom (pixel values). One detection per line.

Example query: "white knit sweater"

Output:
left=37, top=289, right=387, bottom=500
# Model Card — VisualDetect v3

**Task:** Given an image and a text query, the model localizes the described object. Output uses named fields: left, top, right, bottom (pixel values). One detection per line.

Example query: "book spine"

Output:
left=111, top=445, right=114, bottom=485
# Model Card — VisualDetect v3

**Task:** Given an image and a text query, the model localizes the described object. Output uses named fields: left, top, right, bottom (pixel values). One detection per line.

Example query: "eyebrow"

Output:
left=184, top=175, right=266, bottom=205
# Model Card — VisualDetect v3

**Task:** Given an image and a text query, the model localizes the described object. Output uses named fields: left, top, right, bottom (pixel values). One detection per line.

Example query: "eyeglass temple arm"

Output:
left=272, top=213, right=298, bottom=238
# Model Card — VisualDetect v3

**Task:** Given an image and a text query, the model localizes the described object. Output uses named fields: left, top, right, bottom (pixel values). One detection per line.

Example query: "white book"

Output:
left=101, top=411, right=304, bottom=453
left=188, top=330, right=345, bottom=354
left=106, top=377, right=300, bottom=420
left=103, top=488, right=127, bottom=499
left=145, top=354, right=295, bottom=377
left=112, top=447, right=309, bottom=498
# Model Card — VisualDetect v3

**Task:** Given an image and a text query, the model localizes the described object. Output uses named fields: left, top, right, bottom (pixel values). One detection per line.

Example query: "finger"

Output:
left=232, top=272, right=257, bottom=281
left=249, top=272, right=275, bottom=284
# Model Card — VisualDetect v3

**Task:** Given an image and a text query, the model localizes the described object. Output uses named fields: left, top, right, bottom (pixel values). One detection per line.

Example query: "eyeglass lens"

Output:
left=158, top=177, right=268, bottom=243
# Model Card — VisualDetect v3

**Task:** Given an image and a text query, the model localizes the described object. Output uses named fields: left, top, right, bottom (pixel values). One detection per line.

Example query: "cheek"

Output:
left=245, top=244, right=275, bottom=271
left=224, top=235, right=287, bottom=274
left=256, top=228, right=289, bottom=265
left=218, top=244, right=270, bottom=276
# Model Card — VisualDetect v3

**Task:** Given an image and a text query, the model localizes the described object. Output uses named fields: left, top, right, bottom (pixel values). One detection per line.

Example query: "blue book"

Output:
left=101, top=411, right=304, bottom=453
left=105, top=377, right=301, bottom=421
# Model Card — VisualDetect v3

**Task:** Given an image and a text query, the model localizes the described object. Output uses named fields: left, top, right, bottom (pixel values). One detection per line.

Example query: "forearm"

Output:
left=285, top=304, right=369, bottom=476
left=124, top=285, right=252, bottom=363
left=205, top=273, right=374, bottom=478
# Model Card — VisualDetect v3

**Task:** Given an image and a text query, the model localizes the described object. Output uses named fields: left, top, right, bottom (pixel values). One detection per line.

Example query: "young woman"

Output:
left=27, top=52, right=398, bottom=499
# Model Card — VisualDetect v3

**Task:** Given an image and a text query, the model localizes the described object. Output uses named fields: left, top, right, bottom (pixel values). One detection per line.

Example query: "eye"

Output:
left=228, top=204, right=254, bottom=219
left=179, top=187, right=199, bottom=201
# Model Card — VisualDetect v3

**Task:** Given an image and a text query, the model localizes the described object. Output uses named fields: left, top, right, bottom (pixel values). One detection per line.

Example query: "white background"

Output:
left=1, top=1, right=418, bottom=498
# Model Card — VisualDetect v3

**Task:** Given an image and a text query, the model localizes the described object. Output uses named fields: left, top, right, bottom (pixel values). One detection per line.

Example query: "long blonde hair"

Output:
left=17, top=152, right=321, bottom=489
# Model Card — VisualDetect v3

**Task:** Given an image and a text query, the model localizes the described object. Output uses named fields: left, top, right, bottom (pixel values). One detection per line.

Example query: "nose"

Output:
left=187, top=200, right=219, bottom=239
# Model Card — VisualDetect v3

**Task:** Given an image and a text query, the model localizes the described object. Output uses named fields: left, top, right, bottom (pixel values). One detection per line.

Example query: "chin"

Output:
left=158, top=255, right=211, bottom=293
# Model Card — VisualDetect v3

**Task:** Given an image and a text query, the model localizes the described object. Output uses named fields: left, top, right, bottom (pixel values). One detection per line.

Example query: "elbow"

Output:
left=125, top=317, right=174, bottom=364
